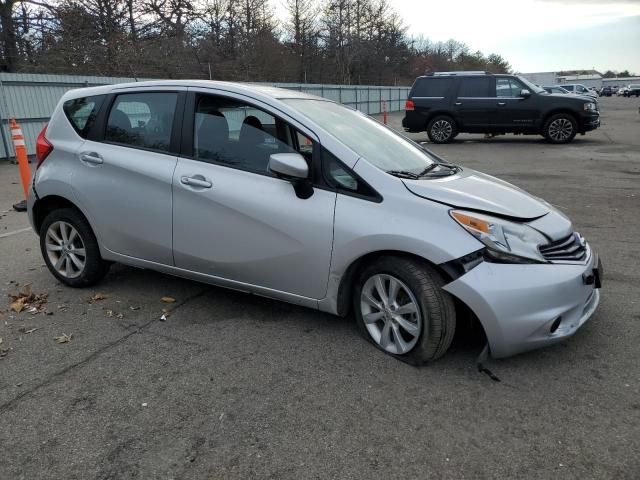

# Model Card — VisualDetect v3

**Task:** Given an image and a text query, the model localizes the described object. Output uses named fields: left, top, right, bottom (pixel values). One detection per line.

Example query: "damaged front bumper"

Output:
left=443, top=248, right=601, bottom=358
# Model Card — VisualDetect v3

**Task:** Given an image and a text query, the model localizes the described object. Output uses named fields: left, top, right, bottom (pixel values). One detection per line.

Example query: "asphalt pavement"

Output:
left=0, top=95, right=638, bottom=479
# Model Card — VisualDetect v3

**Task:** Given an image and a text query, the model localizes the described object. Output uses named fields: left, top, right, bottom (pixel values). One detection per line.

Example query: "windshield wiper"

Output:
left=419, top=162, right=459, bottom=177
left=386, top=170, right=421, bottom=179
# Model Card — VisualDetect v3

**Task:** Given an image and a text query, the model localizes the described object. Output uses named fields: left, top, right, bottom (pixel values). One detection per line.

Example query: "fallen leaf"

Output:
left=129, top=306, right=140, bottom=311
left=105, top=309, right=114, bottom=318
left=159, top=314, right=167, bottom=322
left=10, top=299, right=25, bottom=313
left=54, top=333, right=72, bottom=344
left=0, top=347, right=9, bottom=359
left=116, top=313, right=124, bottom=319
left=0, top=337, right=3, bottom=344
left=89, top=292, right=108, bottom=303
left=161, top=296, right=176, bottom=303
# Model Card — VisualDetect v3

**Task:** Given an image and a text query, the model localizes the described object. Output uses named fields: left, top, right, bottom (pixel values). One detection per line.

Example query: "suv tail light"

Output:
left=405, top=99, right=415, bottom=111
left=35, top=123, right=53, bottom=168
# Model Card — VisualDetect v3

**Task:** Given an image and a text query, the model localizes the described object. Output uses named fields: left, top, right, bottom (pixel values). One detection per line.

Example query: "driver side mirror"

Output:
left=268, top=153, right=313, bottom=199
left=520, top=89, right=531, bottom=98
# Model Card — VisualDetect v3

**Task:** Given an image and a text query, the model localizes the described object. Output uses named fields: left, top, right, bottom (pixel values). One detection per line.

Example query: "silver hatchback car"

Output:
left=28, top=81, right=602, bottom=363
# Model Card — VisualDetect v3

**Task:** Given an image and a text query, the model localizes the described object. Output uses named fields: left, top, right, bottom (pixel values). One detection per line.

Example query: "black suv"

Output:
left=403, top=71, right=600, bottom=144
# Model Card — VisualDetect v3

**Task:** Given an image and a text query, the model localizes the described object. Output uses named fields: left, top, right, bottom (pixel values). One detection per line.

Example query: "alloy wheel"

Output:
left=548, top=118, right=574, bottom=142
left=360, top=274, right=422, bottom=355
left=431, top=120, right=453, bottom=142
left=45, top=221, right=86, bottom=279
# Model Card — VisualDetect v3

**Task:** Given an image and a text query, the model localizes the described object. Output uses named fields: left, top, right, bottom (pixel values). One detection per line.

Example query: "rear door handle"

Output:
left=497, top=102, right=506, bottom=106
left=79, top=152, right=103, bottom=165
left=181, top=175, right=212, bottom=189
left=454, top=101, right=462, bottom=106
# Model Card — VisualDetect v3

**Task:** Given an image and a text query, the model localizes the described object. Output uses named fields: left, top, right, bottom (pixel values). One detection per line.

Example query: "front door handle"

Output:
left=79, top=152, right=103, bottom=165
left=497, top=102, right=506, bottom=106
left=454, top=101, right=462, bottom=106
left=181, top=175, right=212, bottom=189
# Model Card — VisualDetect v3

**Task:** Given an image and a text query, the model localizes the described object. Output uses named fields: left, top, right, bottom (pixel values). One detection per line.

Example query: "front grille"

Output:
left=539, top=232, right=587, bottom=263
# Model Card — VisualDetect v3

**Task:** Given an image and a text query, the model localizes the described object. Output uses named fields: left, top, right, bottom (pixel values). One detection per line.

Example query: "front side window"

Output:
left=496, top=78, right=525, bottom=97
left=193, top=95, right=300, bottom=175
left=105, top=92, right=177, bottom=152
left=457, top=77, right=492, bottom=98
left=63, top=95, right=104, bottom=138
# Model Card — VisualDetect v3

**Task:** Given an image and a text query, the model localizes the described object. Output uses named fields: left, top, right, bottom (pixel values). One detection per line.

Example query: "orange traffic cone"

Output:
left=10, top=118, right=31, bottom=212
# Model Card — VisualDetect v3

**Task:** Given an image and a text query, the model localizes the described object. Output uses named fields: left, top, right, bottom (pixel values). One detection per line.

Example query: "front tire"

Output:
left=353, top=256, right=456, bottom=364
left=543, top=113, right=577, bottom=144
left=40, top=208, right=110, bottom=287
left=427, top=116, right=457, bottom=144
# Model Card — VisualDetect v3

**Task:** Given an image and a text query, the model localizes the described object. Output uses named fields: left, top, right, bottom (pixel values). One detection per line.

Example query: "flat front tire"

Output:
left=40, top=208, right=109, bottom=287
left=427, top=116, right=457, bottom=144
left=354, top=256, right=456, bottom=364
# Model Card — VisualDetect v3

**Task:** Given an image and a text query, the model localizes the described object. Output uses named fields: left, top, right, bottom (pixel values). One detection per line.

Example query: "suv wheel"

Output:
left=40, top=208, right=110, bottom=287
left=427, top=116, right=457, bottom=144
left=543, top=114, right=577, bottom=144
left=353, top=256, right=456, bottom=364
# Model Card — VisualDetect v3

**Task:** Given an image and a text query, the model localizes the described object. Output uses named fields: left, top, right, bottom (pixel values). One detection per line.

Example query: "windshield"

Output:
left=283, top=99, right=436, bottom=174
left=517, top=76, right=545, bottom=94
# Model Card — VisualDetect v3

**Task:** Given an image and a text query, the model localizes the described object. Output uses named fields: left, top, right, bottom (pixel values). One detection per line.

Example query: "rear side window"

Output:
left=63, top=95, right=104, bottom=138
left=457, top=77, right=492, bottom=97
left=105, top=92, right=177, bottom=153
left=496, top=78, right=525, bottom=97
left=412, top=78, right=450, bottom=97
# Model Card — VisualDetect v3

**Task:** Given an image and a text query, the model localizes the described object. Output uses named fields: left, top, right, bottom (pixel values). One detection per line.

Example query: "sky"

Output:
left=388, top=0, right=640, bottom=74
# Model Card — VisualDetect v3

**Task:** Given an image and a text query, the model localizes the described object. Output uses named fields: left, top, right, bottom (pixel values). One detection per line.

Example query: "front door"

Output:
left=492, top=77, right=538, bottom=130
left=172, top=92, right=336, bottom=300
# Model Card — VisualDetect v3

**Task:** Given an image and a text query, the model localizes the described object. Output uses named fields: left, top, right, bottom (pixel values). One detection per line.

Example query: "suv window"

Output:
left=193, top=94, right=301, bottom=175
left=63, top=95, right=104, bottom=138
left=412, top=78, right=449, bottom=97
left=105, top=92, right=178, bottom=153
left=496, top=78, right=526, bottom=97
left=457, top=77, right=492, bottom=97
left=563, top=85, right=575, bottom=92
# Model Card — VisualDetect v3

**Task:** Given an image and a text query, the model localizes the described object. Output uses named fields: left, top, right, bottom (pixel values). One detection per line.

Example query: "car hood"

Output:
left=403, top=168, right=550, bottom=220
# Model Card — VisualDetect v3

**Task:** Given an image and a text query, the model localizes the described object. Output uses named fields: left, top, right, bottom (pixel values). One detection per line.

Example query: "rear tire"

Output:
left=353, top=256, right=456, bottom=364
left=427, top=116, right=457, bottom=144
left=543, top=113, right=577, bottom=144
left=40, top=208, right=110, bottom=287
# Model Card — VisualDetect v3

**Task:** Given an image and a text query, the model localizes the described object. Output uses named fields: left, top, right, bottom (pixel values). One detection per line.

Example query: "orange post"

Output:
left=383, top=100, right=388, bottom=125
left=10, top=118, right=31, bottom=200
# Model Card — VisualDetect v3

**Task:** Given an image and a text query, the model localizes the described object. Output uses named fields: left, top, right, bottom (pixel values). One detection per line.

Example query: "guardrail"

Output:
left=0, top=73, right=410, bottom=159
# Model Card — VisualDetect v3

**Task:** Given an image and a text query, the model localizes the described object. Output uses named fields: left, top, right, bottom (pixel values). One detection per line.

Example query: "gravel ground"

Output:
left=0, top=95, right=638, bottom=479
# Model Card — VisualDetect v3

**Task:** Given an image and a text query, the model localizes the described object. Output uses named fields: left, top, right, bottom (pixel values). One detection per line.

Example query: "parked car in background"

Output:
left=617, top=86, right=629, bottom=96
left=561, top=84, right=599, bottom=100
left=543, top=86, right=571, bottom=95
left=624, top=85, right=640, bottom=97
left=28, top=80, right=602, bottom=362
left=403, top=71, right=600, bottom=144
left=599, top=86, right=612, bottom=97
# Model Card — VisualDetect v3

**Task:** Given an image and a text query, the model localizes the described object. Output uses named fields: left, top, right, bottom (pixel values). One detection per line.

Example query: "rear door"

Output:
left=74, top=88, right=185, bottom=265
left=171, top=90, right=337, bottom=300
left=451, top=76, right=494, bottom=129
left=492, top=77, right=539, bottom=129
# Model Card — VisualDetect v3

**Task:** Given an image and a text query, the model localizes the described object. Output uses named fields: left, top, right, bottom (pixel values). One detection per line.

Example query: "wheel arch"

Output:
left=33, top=195, right=88, bottom=234
left=542, top=109, right=580, bottom=131
left=335, top=250, right=454, bottom=318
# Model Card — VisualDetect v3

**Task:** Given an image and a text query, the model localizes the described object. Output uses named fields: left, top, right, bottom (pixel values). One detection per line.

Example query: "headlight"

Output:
left=583, top=102, right=596, bottom=112
left=450, top=210, right=548, bottom=263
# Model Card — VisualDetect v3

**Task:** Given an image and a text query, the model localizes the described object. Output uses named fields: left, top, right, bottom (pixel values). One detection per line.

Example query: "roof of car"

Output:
left=60, top=80, right=326, bottom=103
